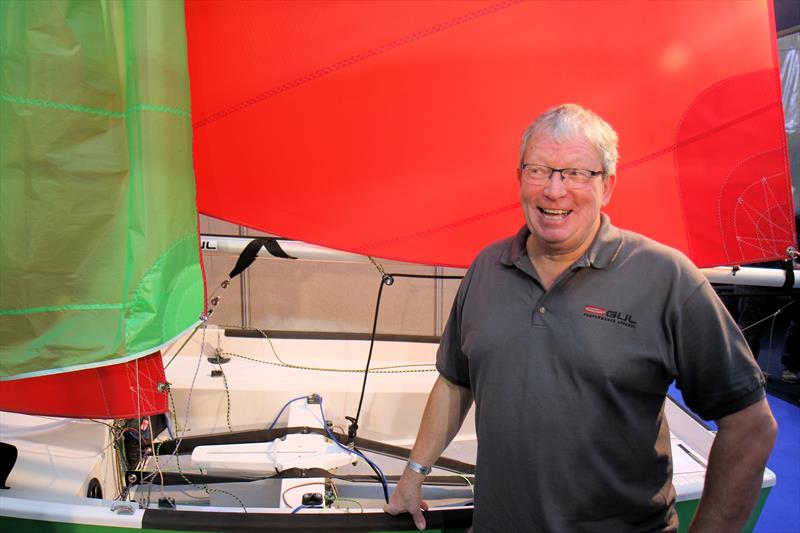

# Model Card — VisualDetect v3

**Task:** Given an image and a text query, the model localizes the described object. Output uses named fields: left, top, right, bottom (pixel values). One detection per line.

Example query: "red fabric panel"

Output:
left=675, top=70, right=792, bottom=265
left=0, top=353, right=168, bottom=419
left=186, top=0, right=791, bottom=268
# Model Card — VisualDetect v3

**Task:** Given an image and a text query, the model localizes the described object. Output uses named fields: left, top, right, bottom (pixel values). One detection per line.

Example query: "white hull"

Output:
left=0, top=326, right=776, bottom=530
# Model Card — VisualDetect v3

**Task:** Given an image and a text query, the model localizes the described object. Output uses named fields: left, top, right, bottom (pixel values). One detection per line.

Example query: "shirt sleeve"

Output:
left=673, top=279, right=766, bottom=421
left=435, top=266, right=474, bottom=389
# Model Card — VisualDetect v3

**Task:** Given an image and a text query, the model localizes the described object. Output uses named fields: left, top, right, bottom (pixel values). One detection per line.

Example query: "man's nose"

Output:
left=543, top=170, right=568, bottom=197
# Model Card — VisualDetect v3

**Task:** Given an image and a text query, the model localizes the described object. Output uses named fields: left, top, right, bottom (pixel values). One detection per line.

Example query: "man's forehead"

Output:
left=524, top=132, right=599, bottom=156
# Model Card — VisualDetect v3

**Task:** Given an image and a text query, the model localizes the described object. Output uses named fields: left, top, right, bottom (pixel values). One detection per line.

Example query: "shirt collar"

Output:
left=500, top=213, right=623, bottom=269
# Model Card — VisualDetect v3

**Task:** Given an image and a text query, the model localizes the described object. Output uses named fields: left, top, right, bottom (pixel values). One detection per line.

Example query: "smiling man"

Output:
left=385, top=104, right=777, bottom=532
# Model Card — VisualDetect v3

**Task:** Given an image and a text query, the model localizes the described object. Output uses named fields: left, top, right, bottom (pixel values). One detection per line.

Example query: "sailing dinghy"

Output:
left=0, top=1, right=793, bottom=531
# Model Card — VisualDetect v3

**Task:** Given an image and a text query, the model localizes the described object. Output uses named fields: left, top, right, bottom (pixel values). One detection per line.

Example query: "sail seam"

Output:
left=192, top=0, right=523, bottom=129
left=125, top=232, right=200, bottom=315
left=356, top=99, right=781, bottom=253
left=0, top=303, right=126, bottom=316
left=355, top=203, right=518, bottom=252
left=0, top=94, right=190, bottom=118
left=619, top=100, right=781, bottom=172
left=0, top=232, right=199, bottom=316
left=0, top=321, right=200, bottom=382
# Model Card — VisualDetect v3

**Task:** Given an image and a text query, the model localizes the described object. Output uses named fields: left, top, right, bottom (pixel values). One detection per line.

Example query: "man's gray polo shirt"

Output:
left=436, top=215, right=765, bottom=533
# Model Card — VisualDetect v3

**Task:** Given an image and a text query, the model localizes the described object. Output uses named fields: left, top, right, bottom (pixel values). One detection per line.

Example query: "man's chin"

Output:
left=532, top=222, right=573, bottom=241
left=529, top=229, right=573, bottom=249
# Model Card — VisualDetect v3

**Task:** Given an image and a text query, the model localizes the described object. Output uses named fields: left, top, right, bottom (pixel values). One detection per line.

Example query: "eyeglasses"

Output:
left=519, top=164, right=604, bottom=188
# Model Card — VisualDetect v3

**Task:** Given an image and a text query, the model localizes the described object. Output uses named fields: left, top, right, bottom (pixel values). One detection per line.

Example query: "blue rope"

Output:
left=317, top=396, right=390, bottom=503
left=267, top=395, right=310, bottom=430
left=267, top=393, right=390, bottom=503
left=291, top=504, right=321, bottom=514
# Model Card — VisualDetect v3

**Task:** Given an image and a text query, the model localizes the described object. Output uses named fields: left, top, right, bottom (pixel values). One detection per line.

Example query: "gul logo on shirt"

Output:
left=583, top=305, right=637, bottom=328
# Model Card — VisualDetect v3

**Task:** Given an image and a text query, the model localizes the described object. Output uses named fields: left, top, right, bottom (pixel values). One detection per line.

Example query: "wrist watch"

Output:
left=407, top=459, right=432, bottom=476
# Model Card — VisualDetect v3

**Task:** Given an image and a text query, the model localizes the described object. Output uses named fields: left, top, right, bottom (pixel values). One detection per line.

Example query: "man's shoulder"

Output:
left=618, top=227, right=693, bottom=266
left=480, top=234, right=517, bottom=256
left=615, top=226, right=705, bottom=285
left=471, top=232, right=520, bottom=270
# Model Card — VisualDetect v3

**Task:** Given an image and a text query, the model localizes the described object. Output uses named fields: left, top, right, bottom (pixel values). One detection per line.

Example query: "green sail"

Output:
left=0, top=0, right=204, bottom=379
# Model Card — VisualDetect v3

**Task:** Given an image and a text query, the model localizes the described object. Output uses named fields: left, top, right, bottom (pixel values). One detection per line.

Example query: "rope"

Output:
left=167, top=392, right=249, bottom=512
left=215, top=360, right=234, bottom=433
left=223, top=351, right=436, bottom=374
left=367, top=256, right=387, bottom=277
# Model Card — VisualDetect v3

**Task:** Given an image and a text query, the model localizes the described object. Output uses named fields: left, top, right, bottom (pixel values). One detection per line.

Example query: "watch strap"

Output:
left=407, top=459, right=432, bottom=476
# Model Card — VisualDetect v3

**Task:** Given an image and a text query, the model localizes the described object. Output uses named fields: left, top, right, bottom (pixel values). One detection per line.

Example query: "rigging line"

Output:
left=89, top=419, right=116, bottom=429
left=291, top=504, right=321, bottom=514
left=148, top=416, right=167, bottom=500
left=353, top=275, right=388, bottom=430
left=267, top=395, right=309, bottom=431
left=368, top=256, right=387, bottom=277
left=175, top=446, right=249, bottom=512
left=352, top=272, right=455, bottom=432
left=164, top=322, right=203, bottom=369
left=224, top=351, right=436, bottom=374
left=217, top=363, right=233, bottom=433
left=181, top=321, right=208, bottom=437
left=333, top=498, right=364, bottom=513
left=458, top=474, right=474, bottom=496
left=173, top=488, right=209, bottom=500
left=102, top=422, right=127, bottom=500
left=318, top=397, right=389, bottom=503
left=165, top=276, right=232, bottom=370
left=255, top=327, right=292, bottom=367
left=281, top=481, right=326, bottom=508
left=114, top=435, right=130, bottom=500
left=164, top=392, right=249, bottom=512
left=136, top=359, right=142, bottom=473
left=148, top=321, right=210, bottom=486
left=136, top=440, right=167, bottom=493
left=194, top=273, right=292, bottom=368
left=388, top=273, right=464, bottom=280
left=740, top=299, right=796, bottom=333
left=766, top=307, right=778, bottom=379
left=351, top=270, right=461, bottom=434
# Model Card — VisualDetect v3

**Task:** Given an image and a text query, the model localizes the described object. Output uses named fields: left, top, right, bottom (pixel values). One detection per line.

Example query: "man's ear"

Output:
left=602, top=173, right=616, bottom=207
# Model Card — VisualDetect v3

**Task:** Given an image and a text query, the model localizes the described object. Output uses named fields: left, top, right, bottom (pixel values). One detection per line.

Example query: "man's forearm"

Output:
left=408, top=375, right=473, bottom=467
left=689, top=399, right=777, bottom=532
left=384, top=375, right=472, bottom=530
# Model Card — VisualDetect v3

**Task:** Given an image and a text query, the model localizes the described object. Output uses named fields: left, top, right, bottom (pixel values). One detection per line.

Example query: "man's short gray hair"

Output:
left=519, top=103, right=619, bottom=176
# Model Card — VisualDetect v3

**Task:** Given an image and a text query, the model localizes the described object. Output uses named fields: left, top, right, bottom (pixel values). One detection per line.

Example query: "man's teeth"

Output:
left=539, top=208, right=571, bottom=217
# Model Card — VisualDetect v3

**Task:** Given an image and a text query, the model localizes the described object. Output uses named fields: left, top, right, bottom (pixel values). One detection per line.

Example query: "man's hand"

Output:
left=384, top=470, right=430, bottom=530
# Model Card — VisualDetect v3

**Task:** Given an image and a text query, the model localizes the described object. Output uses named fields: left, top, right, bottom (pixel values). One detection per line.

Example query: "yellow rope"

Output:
left=222, top=351, right=437, bottom=374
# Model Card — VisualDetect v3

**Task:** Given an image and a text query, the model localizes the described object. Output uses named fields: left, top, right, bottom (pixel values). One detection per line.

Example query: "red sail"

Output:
left=0, top=353, right=167, bottom=419
left=186, top=0, right=792, bottom=268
